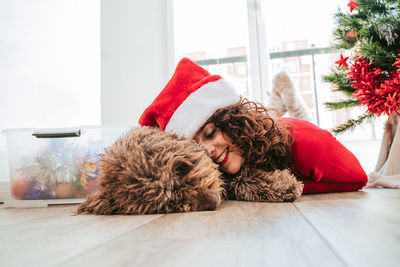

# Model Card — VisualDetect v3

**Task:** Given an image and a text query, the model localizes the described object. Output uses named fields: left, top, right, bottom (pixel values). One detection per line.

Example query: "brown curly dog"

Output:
left=77, top=127, right=223, bottom=215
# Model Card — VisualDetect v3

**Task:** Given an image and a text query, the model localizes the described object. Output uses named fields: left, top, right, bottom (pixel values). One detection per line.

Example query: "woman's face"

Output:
left=194, top=123, right=245, bottom=174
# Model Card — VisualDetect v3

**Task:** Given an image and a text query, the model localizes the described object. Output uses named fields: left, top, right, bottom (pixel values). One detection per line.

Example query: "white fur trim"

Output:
left=165, top=79, right=240, bottom=137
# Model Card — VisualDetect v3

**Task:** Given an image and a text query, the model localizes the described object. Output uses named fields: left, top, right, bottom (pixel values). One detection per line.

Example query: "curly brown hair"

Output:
left=200, top=97, right=294, bottom=175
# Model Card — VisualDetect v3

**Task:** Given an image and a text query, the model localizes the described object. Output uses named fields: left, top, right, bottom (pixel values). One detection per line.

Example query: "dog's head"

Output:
left=77, top=127, right=224, bottom=215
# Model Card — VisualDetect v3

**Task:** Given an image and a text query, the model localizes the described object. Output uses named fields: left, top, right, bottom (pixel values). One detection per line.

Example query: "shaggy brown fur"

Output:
left=225, top=168, right=303, bottom=202
left=77, top=127, right=224, bottom=215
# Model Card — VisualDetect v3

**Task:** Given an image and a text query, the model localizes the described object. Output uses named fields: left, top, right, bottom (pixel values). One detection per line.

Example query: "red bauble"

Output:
left=347, top=30, right=356, bottom=39
left=11, top=179, right=28, bottom=200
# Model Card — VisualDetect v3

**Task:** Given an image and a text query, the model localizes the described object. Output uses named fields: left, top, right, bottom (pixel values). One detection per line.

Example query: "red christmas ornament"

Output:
left=335, top=54, right=349, bottom=68
left=348, top=56, right=400, bottom=117
left=347, top=30, right=356, bottom=39
left=87, top=180, right=97, bottom=194
left=347, top=0, right=358, bottom=12
left=11, top=179, right=28, bottom=200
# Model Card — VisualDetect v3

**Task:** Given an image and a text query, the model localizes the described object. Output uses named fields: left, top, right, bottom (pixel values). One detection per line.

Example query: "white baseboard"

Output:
left=0, top=181, right=10, bottom=203
left=4, top=198, right=84, bottom=208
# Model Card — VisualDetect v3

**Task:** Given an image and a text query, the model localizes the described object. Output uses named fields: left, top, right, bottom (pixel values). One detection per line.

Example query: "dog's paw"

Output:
left=282, top=179, right=304, bottom=202
left=267, top=169, right=303, bottom=202
left=228, top=168, right=303, bottom=202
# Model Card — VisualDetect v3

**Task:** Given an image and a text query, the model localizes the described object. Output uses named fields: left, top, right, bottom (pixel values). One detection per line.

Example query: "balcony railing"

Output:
left=195, top=47, right=338, bottom=127
left=195, top=47, right=337, bottom=65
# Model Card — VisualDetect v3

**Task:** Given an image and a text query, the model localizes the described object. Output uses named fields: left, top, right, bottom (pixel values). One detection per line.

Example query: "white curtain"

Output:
left=367, top=114, right=400, bottom=188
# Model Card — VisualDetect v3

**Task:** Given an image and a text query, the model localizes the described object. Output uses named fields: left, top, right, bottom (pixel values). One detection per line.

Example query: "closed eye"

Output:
left=206, top=128, right=216, bottom=139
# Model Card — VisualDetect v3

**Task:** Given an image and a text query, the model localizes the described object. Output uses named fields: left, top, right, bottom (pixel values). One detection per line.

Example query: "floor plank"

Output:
left=0, top=205, right=162, bottom=267
left=57, top=201, right=344, bottom=267
left=0, top=205, right=75, bottom=227
left=294, top=189, right=400, bottom=267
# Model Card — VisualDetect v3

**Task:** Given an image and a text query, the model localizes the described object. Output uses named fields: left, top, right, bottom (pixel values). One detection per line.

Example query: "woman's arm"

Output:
left=280, top=117, right=368, bottom=193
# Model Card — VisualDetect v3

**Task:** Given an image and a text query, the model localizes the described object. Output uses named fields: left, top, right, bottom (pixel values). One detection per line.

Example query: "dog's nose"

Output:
left=198, top=191, right=221, bottom=211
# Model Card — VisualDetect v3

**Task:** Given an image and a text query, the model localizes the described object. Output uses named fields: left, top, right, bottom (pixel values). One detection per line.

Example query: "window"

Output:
left=173, top=0, right=383, bottom=142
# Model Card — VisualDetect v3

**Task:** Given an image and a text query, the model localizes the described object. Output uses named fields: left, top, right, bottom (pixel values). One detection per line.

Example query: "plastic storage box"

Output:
left=2, top=125, right=126, bottom=205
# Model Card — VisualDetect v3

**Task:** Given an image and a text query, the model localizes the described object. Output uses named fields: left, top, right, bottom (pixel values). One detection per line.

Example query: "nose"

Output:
left=200, top=142, right=215, bottom=157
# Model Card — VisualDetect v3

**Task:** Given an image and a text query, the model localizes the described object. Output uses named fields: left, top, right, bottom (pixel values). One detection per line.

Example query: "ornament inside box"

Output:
left=2, top=125, right=126, bottom=204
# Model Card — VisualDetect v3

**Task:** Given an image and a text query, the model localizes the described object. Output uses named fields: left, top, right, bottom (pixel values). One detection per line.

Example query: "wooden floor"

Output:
left=1, top=188, right=399, bottom=267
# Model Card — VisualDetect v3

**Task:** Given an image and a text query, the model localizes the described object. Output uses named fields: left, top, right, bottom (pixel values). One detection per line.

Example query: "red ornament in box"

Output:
left=11, top=179, right=28, bottom=200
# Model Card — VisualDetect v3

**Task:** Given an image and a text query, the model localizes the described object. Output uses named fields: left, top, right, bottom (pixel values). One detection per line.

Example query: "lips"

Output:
left=215, top=147, right=229, bottom=166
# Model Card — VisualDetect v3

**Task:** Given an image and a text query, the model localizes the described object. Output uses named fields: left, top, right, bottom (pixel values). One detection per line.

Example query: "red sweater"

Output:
left=278, top=118, right=368, bottom=194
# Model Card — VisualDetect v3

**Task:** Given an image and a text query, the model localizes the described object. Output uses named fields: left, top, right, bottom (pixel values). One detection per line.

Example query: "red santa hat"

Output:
left=139, top=58, right=240, bottom=137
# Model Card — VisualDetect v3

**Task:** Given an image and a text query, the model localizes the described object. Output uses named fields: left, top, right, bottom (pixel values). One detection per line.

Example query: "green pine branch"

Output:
left=332, top=113, right=376, bottom=135
left=360, top=39, right=399, bottom=70
left=325, top=99, right=359, bottom=110
left=357, top=0, right=389, bottom=14
left=332, top=11, right=362, bottom=49
left=322, top=71, right=355, bottom=97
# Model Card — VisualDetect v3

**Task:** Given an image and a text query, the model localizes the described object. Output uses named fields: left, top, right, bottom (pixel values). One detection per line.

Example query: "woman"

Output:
left=139, top=58, right=368, bottom=196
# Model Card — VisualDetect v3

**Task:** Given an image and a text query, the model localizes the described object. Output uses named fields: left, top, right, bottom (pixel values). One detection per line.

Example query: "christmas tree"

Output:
left=323, top=0, right=400, bottom=134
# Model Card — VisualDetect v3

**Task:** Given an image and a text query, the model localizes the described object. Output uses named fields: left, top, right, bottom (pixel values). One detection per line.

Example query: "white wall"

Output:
left=0, top=0, right=100, bottom=182
left=101, top=0, right=172, bottom=126
left=0, top=0, right=172, bottom=184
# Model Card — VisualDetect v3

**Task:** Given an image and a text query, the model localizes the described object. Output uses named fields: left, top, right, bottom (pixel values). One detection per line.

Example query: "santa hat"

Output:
left=139, top=58, right=240, bottom=137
